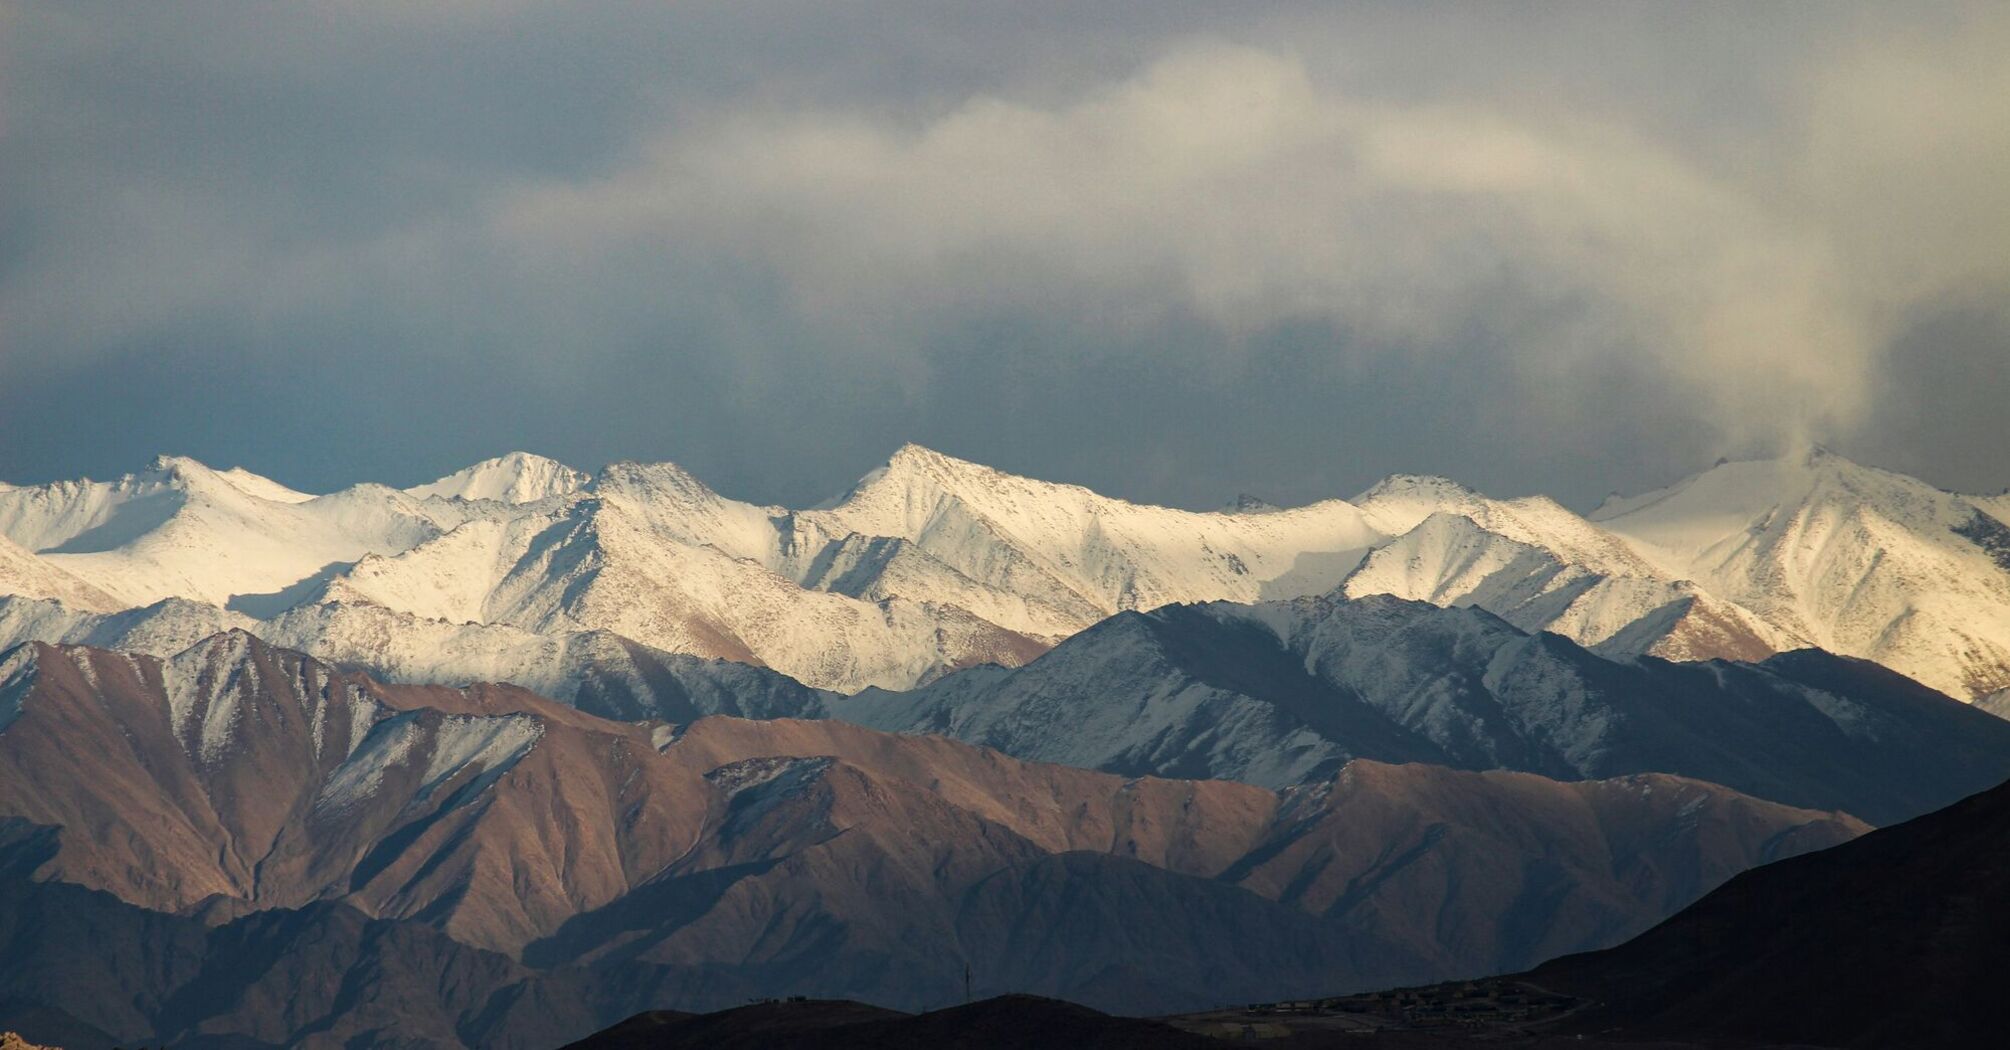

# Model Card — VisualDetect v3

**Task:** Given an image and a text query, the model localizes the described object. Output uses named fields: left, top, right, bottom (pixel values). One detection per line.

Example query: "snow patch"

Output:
left=704, top=754, right=834, bottom=798
left=313, top=708, right=542, bottom=816
left=417, top=714, right=543, bottom=799
left=316, top=712, right=424, bottom=814
left=0, top=645, right=37, bottom=732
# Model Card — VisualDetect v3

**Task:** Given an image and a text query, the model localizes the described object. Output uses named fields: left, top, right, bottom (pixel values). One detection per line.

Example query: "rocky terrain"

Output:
left=8, top=445, right=2010, bottom=1046
left=0, top=634, right=1864, bottom=1047
left=840, top=593, right=2010, bottom=823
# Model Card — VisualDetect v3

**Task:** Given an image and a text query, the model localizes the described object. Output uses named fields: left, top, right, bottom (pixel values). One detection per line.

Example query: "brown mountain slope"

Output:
left=0, top=824, right=626, bottom=1050
left=0, top=633, right=1865, bottom=1044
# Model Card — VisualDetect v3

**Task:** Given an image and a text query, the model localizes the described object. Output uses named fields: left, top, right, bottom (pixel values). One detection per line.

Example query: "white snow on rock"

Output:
left=1973, top=490, right=2010, bottom=528
left=0, top=456, right=487, bottom=611
left=162, top=629, right=266, bottom=766
left=323, top=447, right=1390, bottom=691
left=1337, top=509, right=1789, bottom=662
left=799, top=444, right=1387, bottom=623
left=313, top=707, right=540, bottom=814
left=416, top=713, right=544, bottom=799
left=0, top=532, right=122, bottom=612
left=0, top=644, right=37, bottom=733
left=1591, top=447, right=2010, bottom=699
left=215, top=466, right=316, bottom=505
left=404, top=452, right=590, bottom=505
left=831, top=592, right=2010, bottom=824
left=704, top=754, right=835, bottom=799
left=316, top=713, right=425, bottom=814
left=5, top=445, right=2010, bottom=700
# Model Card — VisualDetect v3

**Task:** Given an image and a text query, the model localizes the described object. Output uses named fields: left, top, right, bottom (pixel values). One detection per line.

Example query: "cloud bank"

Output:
left=2, top=3, right=2006, bottom=506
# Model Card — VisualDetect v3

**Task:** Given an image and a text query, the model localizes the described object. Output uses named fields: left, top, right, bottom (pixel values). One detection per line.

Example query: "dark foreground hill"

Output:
left=1151, top=770, right=2010, bottom=1048
left=562, top=993, right=1805, bottom=1050
left=1532, top=771, right=2010, bottom=1048
left=562, top=996, right=1221, bottom=1050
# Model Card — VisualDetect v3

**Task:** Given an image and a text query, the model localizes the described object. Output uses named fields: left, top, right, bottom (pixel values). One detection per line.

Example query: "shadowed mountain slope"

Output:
left=1534, top=771, right=2010, bottom=1048
left=839, top=594, right=2010, bottom=823
left=0, top=633, right=1862, bottom=1046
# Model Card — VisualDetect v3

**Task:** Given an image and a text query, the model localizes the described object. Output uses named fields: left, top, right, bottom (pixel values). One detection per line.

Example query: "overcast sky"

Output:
left=2, top=2, right=2006, bottom=509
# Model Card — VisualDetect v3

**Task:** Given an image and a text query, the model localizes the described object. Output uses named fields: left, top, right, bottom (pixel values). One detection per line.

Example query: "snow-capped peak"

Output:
left=0, top=453, right=461, bottom=611
left=406, top=452, right=589, bottom=505
left=146, top=453, right=204, bottom=476
left=133, top=456, right=317, bottom=505
left=216, top=466, right=315, bottom=504
left=9, top=444, right=2010, bottom=702
left=871, top=442, right=1017, bottom=493
left=1589, top=447, right=2010, bottom=697
left=1354, top=473, right=1478, bottom=502
left=808, top=444, right=997, bottom=511
left=795, top=443, right=1387, bottom=649
left=889, top=441, right=974, bottom=470
left=1225, top=494, right=1282, bottom=514
left=141, top=454, right=239, bottom=494
left=1588, top=447, right=1928, bottom=553
left=1350, top=474, right=1484, bottom=534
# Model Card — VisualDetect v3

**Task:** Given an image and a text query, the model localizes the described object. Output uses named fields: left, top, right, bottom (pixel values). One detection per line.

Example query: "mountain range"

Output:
left=6, top=445, right=2010, bottom=704
left=0, top=632, right=1867, bottom=1047
left=7, top=445, right=2010, bottom=1046
left=562, top=749, right=2010, bottom=1049
left=10, top=570, right=2008, bottom=829
left=836, top=593, right=2010, bottom=824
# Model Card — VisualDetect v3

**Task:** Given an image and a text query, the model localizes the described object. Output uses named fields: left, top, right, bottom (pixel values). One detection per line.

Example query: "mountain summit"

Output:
left=1592, top=449, right=2010, bottom=698
left=5, top=446, right=2010, bottom=698
left=405, top=452, right=591, bottom=504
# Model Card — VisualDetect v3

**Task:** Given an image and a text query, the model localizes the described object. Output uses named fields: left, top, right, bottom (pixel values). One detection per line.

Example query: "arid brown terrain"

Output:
left=0, top=633, right=1867, bottom=1047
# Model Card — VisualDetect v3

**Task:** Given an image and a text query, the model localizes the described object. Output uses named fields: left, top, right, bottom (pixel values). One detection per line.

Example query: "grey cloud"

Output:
left=496, top=42, right=1872, bottom=431
left=1, top=2, right=2005, bottom=507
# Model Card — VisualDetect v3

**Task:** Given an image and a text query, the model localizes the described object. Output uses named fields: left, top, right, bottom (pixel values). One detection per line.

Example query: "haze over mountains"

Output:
left=5, top=444, right=2010, bottom=706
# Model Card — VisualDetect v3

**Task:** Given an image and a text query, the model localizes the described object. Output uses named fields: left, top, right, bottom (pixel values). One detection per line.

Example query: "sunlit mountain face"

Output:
left=5, top=446, right=2010, bottom=1045
left=9, top=446, right=2010, bottom=702
left=4, top=3, right=2008, bottom=1047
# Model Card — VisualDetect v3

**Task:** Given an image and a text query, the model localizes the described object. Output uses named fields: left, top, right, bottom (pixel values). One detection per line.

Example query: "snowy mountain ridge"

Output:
left=1590, top=447, right=2010, bottom=698
left=403, top=451, right=590, bottom=504
left=4, top=444, right=2010, bottom=699
left=834, top=592, right=2010, bottom=824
